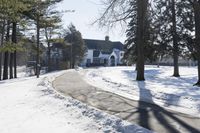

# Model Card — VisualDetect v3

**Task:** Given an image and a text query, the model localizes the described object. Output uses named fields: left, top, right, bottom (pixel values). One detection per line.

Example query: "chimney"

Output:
left=105, top=36, right=109, bottom=41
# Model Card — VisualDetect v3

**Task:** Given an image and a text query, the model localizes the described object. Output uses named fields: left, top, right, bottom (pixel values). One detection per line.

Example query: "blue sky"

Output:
left=57, top=0, right=126, bottom=42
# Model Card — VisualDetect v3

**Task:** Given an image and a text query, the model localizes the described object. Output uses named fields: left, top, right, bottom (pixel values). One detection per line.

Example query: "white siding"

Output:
left=87, top=50, right=94, bottom=63
left=81, top=49, right=94, bottom=66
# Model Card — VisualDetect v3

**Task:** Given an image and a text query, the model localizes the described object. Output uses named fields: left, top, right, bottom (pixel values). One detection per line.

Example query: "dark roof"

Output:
left=101, top=51, right=112, bottom=55
left=84, top=39, right=123, bottom=53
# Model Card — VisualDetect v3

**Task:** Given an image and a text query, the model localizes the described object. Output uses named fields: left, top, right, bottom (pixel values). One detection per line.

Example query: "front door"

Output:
left=110, top=56, right=115, bottom=66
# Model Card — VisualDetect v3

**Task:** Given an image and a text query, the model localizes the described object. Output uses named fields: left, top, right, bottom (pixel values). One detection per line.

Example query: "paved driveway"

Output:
left=53, top=70, right=200, bottom=133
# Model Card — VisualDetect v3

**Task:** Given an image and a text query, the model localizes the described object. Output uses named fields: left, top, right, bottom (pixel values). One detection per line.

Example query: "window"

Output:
left=93, top=58, right=100, bottom=64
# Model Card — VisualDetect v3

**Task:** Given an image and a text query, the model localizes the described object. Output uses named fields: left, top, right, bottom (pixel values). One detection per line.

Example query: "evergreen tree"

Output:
left=154, top=0, right=200, bottom=84
left=0, top=0, right=28, bottom=79
left=153, top=0, right=184, bottom=77
left=123, top=1, right=137, bottom=65
left=188, top=0, right=200, bottom=86
left=23, top=0, right=63, bottom=77
left=64, top=24, right=86, bottom=68
left=124, top=1, right=157, bottom=66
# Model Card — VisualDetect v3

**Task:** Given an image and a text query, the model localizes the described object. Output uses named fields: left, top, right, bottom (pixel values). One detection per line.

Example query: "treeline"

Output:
left=0, top=0, right=63, bottom=80
left=97, top=0, right=200, bottom=86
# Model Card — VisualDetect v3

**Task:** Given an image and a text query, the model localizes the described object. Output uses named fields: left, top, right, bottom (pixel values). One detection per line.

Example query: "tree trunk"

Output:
left=13, top=22, right=17, bottom=78
left=14, top=50, right=17, bottom=78
left=171, top=0, right=180, bottom=77
left=3, top=21, right=10, bottom=80
left=47, top=42, right=51, bottom=72
left=0, top=51, right=1, bottom=80
left=136, top=0, right=148, bottom=81
left=0, top=55, right=1, bottom=80
left=194, top=1, right=200, bottom=86
left=0, top=19, right=5, bottom=80
left=0, top=53, right=2, bottom=80
left=72, top=58, right=75, bottom=69
left=3, top=51, right=9, bottom=80
left=36, top=15, right=40, bottom=78
left=10, top=22, right=17, bottom=79
left=70, top=45, right=73, bottom=69
left=9, top=53, right=13, bottom=79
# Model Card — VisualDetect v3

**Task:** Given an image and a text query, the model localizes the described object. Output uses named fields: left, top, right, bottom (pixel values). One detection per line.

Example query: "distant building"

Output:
left=156, top=55, right=197, bottom=66
left=81, top=36, right=125, bottom=67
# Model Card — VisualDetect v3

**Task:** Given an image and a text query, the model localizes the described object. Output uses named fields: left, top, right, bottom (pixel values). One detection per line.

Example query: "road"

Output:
left=53, top=70, right=200, bottom=133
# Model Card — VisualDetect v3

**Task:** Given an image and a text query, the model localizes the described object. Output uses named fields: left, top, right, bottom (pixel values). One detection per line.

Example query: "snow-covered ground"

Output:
left=17, top=66, right=26, bottom=77
left=0, top=70, right=152, bottom=133
left=84, top=66, right=200, bottom=117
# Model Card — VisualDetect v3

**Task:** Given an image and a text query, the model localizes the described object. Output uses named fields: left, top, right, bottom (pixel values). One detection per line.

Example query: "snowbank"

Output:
left=0, top=70, right=153, bottom=133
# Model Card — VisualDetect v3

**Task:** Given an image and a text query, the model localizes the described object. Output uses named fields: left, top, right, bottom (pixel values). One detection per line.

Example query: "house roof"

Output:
left=83, top=39, right=124, bottom=53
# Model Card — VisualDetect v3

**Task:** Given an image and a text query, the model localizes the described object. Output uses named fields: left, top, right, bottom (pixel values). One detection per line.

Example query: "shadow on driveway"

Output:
left=53, top=71, right=200, bottom=133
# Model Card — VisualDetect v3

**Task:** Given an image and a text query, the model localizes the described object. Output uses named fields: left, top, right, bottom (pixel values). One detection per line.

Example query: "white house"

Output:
left=81, top=36, right=124, bottom=67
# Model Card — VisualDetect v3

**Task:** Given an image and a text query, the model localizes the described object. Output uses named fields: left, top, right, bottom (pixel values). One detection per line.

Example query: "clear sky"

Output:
left=56, top=0, right=126, bottom=43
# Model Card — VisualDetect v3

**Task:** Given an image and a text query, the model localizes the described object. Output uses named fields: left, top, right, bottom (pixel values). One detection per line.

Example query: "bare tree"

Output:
left=94, top=0, right=131, bottom=28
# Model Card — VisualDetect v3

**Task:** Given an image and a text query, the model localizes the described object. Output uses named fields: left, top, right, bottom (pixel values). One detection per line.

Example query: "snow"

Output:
left=0, top=70, right=152, bottom=133
left=84, top=65, right=200, bottom=117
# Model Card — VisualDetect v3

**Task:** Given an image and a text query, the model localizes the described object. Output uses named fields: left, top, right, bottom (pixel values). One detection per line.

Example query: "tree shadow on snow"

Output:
left=136, top=81, right=200, bottom=133
left=123, top=69, right=198, bottom=90
left=123, top=69, right=200, bottom=111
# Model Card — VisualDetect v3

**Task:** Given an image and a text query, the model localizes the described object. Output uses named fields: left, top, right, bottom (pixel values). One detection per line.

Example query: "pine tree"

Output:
left=155, top=0, right=200, bottom=85
left=0, top=0, right=29, bottom=79
left=124, top=1, right=157, bottom=66
left=0, top=0, right=63, bottom=79
left=123, top=1, right=137, bottom=65
left=153, top=0, right=183, bottom=77
left=191, top=0, right=200, bottom=86
left=23, top=0, right=63, bottom=77
left=64, top=24, right=86, bottom=68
